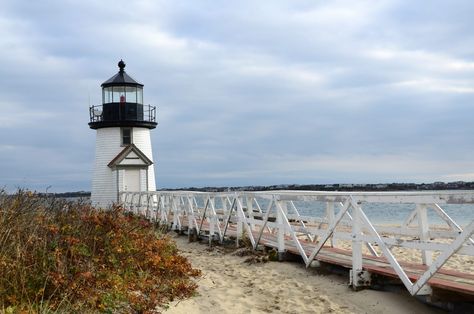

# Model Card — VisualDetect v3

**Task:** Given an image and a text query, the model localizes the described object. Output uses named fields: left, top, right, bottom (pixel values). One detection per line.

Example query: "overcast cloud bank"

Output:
left=1, top=1, right=474, bottom=191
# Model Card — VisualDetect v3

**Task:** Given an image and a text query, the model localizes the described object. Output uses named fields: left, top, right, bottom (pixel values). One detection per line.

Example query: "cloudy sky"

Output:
left=1, top=0, right=474, bottom=192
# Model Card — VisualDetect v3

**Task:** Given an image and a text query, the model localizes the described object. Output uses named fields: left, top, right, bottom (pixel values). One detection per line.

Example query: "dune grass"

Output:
left=0, top=190, right=200, bottom=313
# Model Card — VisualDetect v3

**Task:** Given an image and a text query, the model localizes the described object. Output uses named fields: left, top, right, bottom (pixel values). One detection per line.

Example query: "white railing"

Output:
left=119, top=190, right=474, bottom=296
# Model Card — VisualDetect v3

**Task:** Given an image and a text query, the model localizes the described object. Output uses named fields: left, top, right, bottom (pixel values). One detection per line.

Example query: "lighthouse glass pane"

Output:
left=137, top=87, right=143, bottom=104
left=125, top=86, right=137, bottom=103
left=103, top=87, right=113, bottom=103
left=112, top=86, right=125, bottom=103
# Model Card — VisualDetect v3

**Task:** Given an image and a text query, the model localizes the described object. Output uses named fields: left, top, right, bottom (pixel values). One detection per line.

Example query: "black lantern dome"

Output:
left=89, top=60, right=157, bottom=129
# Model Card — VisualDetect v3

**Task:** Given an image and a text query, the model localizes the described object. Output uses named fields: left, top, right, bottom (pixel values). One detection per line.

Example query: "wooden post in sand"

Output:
left=351, top=201, right=363, bottom=289
left=209, top=197, right=215, bottom=245
left=172, top=196, right=179, bottom=230
left=247, top=196, right=254, bottom=232
left=187, top=197, right=197, bottom=242
left=277, top=200, right=287, bottom=261
left=236, top=196, right=244, bottom=247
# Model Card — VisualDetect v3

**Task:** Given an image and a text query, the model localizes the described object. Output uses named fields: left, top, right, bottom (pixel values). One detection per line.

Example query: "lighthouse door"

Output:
left=124, top=169, right=140, bottom=192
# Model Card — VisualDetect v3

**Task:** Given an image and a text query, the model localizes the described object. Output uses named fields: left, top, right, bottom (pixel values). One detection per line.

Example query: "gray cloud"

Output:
left=1, top=0, right=474, bottom=191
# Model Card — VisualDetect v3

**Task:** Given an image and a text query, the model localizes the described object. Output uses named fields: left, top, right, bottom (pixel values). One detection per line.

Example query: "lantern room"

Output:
left=89, top=60, right=157, bottom=129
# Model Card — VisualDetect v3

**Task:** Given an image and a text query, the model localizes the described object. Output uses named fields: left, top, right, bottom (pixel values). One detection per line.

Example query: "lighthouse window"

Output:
left=137, top=87, right=143, bottom=104
left=121, top=128, right=132, bottom=146
left=112, top=86, right=125, bottom=103
left=103, top=87, right=113, bottom=103
left=125, top=86, right=137, bottom=103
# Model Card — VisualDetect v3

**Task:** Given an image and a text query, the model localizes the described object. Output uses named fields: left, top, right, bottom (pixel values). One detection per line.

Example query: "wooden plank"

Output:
left=148, top=196, right=474, bottom=298
left=253, top=229, right=474, bottom=296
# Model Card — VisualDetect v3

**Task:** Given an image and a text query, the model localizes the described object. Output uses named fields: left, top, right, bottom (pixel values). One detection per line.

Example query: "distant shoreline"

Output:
left=160, top=180, right=474, bottom=193
left=34, top=180, right=474, bottom=197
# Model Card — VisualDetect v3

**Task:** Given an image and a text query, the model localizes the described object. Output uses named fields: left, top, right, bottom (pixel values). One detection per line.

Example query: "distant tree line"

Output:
left=159, top=181, right=474, bottom=192
left=38, top=191, right=91, bottom=198
left=41, top=181, right=474, bottom=197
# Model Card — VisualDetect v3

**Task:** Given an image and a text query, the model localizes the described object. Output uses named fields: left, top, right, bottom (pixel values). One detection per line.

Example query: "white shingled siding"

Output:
left=133, top=128, right=156, bottom=192
left=91, top=127, right=156, bottom=208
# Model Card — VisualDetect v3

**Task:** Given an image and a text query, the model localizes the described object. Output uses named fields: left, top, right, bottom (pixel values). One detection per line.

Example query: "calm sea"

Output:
left=291, top=201, right=474, bottom=226
left=66, top=195, right=474, bottom=226
left=217, top=197, right=474, bottom=226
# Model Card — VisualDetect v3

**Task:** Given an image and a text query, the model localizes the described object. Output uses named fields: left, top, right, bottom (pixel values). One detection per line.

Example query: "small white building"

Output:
left=89, top=60, right=157, bottom=208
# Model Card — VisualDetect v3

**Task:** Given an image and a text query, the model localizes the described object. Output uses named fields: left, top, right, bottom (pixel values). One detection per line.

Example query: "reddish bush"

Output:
left=0, top=190, right=200, bottom=313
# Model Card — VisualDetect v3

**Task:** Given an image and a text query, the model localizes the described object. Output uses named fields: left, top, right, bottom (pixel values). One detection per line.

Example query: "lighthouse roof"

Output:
left=101, top=60, right=143, bottom=87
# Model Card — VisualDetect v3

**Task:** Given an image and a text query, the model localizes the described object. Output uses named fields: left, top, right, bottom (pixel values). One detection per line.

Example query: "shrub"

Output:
left=0, top=190, right=200, bottom=313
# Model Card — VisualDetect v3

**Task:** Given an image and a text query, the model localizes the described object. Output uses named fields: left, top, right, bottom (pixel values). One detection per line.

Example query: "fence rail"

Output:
left=120, top=190, right=474, bottom=297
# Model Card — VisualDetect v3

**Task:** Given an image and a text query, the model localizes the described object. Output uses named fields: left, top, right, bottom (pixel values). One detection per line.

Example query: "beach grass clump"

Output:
left=0, top=190, right=200, bottom=313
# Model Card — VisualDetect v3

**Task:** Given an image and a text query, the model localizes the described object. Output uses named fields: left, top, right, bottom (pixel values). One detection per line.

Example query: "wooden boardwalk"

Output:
left=193, top=219, right=474, bottom=298
left=121, top=190, right=474, bottom=301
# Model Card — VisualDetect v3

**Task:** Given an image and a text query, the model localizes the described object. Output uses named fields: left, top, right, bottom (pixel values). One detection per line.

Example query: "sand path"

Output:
left=163, top=235, right=443, bottom=314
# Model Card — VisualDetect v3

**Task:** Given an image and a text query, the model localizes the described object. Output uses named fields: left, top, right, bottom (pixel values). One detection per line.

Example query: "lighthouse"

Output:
left=89, top=60, right=157, bottom=208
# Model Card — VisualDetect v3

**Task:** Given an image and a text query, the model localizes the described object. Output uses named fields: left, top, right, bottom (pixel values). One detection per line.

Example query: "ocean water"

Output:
left=70, top=195, right=474, bottom=226
left=209, top=197, right=474, bottom=226
left=290, top=201, right=474, bottom=226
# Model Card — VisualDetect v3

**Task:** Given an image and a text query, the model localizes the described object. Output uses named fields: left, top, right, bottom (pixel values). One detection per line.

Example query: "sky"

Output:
left=1, top=0, right=474, bottom=192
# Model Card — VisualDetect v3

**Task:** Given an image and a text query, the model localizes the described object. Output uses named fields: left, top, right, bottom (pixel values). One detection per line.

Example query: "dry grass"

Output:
left=0, top=190, right=200, bottom=313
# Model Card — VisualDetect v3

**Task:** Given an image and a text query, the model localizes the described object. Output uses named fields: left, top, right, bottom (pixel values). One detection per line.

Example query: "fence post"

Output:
left=209, top=197, right=215, bottom=245
left=172, top=196, right=179, bottom=230
left=247, top=196, right=254, bottom=231
left=139, top=193, right=144, bottom=216
left=236, top=196, right=244, bottom=247
left=417, top=204, right=432, bottom=265
left=277, top=199, right=287, bottom=261
left=133, top=193, right=138, bottom=215
left=326, top=201, right=336, bottom=247
left=187, top=196, right=194, bottom=231
left=351, top=202, right=363, bottom=289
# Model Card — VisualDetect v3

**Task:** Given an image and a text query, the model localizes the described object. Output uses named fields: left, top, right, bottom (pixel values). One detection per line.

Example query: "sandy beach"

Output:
left=163, top=235, right=444, bottom=314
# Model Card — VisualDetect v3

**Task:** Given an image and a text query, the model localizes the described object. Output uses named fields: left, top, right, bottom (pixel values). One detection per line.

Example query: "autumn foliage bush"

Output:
left=0, top=190, right=200, bottom=313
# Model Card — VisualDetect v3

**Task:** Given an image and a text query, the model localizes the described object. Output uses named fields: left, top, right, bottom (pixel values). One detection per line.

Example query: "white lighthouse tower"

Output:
left=89, top=60, right=157, bottom=208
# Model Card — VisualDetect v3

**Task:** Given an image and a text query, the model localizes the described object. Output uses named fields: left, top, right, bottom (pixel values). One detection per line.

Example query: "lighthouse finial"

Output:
left=118, top=59, right=126, bottom=73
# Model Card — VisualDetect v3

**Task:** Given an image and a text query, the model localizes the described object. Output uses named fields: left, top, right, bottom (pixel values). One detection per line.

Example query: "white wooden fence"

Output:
left=119, top=190, right=474, bottom=296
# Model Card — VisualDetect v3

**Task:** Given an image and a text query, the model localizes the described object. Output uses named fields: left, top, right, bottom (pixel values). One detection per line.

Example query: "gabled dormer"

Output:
left=108, top=144, right=153, bottom=169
